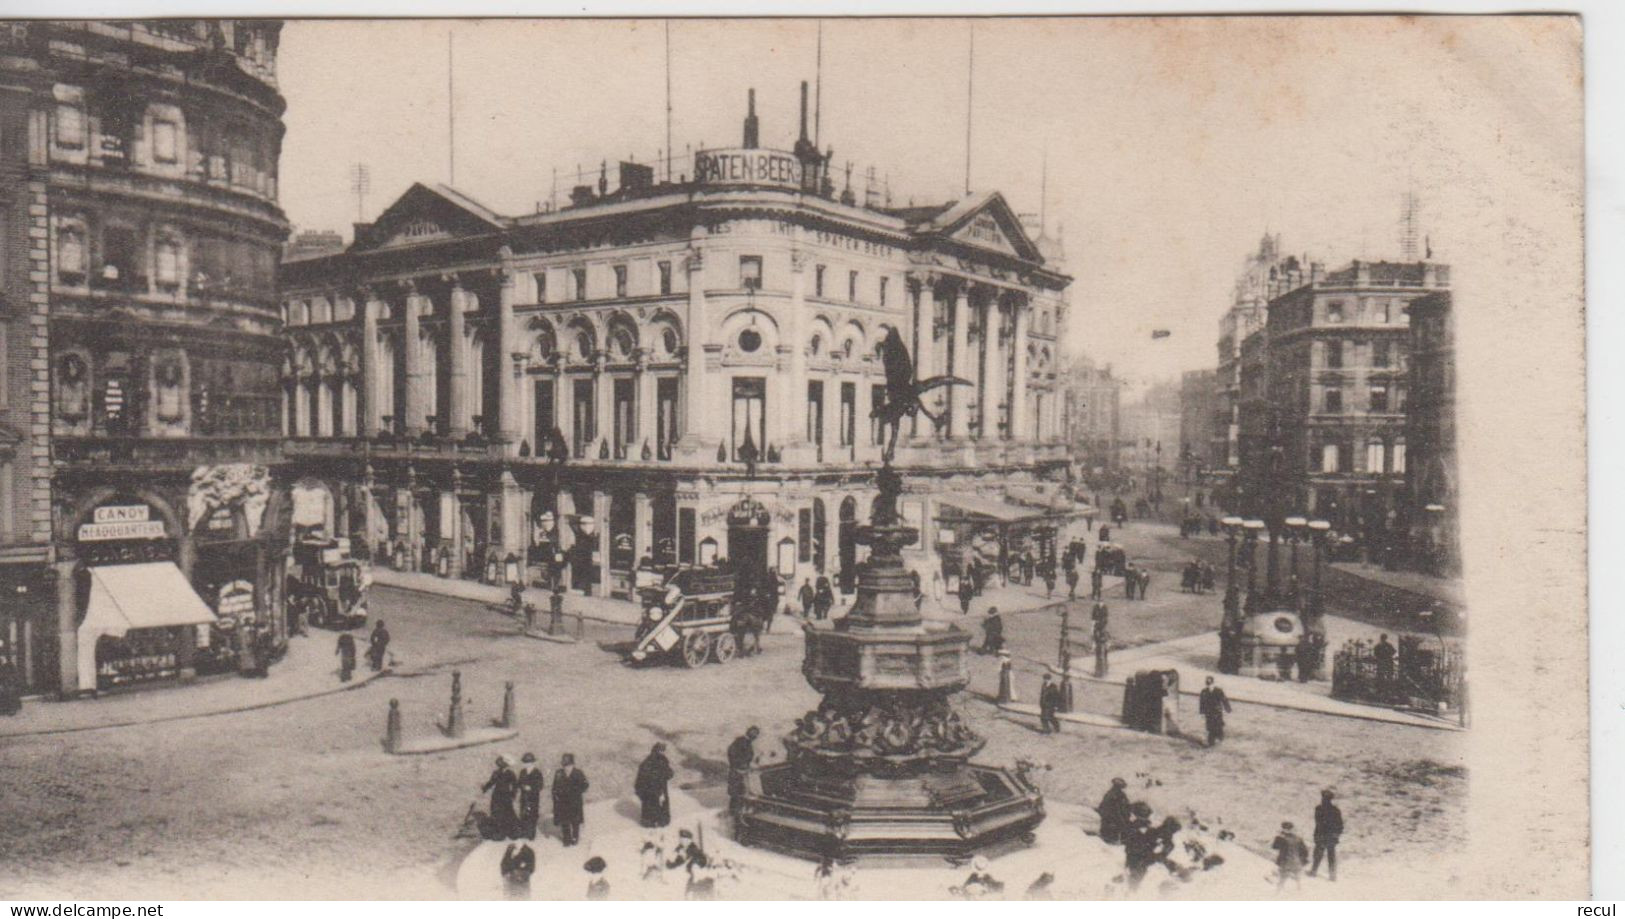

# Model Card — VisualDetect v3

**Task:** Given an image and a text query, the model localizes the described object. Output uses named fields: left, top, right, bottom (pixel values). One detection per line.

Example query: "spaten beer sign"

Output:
left=694, top=148, right=803, bottom=190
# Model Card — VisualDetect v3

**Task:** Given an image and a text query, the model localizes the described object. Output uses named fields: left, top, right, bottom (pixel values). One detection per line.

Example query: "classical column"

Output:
left=636, top=352, right=656, bottom=459
left=556, top=368, right=575, bottom=457
left=402, top=284, right=425, bottom=437
left=1011, top=298, right=1031, bottom=441
left=594, top=353, right=612, bottom=457
left=499, top=469, right=526, bottom=570
left=402, top=468, right=421, bottom=570
left=978, top=296, right=1000, bottom=441
left=446, top=469, right=465, bottom=578
left=679, top=245, right=709, bottom=456
left=361, top=465, right=382, bottom=556
left=633, top=492, right=652, bottom=563
left=785, top=249, right=810, bottom=456
left=55, top=557, right=78, bottom=697
left=447, top=282, right=470, bottom=438
left=497, top=249, right=520, bottom=449
left=910, top=277, right=935, bottom=441
left=593, top=490, right=612, bottom=597
left=949, top=283, right=972, bottom=439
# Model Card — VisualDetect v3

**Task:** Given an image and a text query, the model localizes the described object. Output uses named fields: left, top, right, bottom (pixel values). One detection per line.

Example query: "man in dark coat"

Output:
left=979, top=607, right=1004, bottom=655
left=1373, top=633, right=1397, bottom=685
left=815, top=577, right=835, bottom=620
left=635, top=743, right=674, bottom=828
left=798, top=579, right=816, bottom=618
left=551, top=753, right=589, bottom=846
left=1199, top=676, right=1233, bottom=747
left=499, top=842, right=536, bottom=899
left=1066, top=565, right=1080, bottom=600
left=366, top=619, right=390, bottom=671
left=1309, top=789, right=1344, bottom=881
left=516, top=752, right=544, bottom=839
left=481, top=755, right=520, bottom=840
left=1038, top=673, right=1062, bottom=734
left=1091, top=567, right=1104, bottom=600
left=335, top=632, right=357, bottom=682
left=727, top=725, right=759, bottom=813
left=1096, top=777, right=1131, bottom=844
left=958, top=573, right=975, bottom=616
left=1122, top=802, right=1157, bottom=889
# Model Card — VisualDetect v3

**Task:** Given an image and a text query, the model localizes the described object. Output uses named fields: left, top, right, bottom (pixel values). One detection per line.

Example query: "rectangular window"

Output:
left=533, top=379, right=555, bottom=448
left=614, top=265, right=628, bottom=299
left=806, top=380, right=824, bottom=458
left=839, top=381, right=856, bottom=447
left=815, top=265, right=826, bottom=298
left=56, top=105, right=85, bottom=148
left=1369, top=385, right=1389, bottom=413
left=1375, top=299, right=1391, bottom=323
left=1396, top=386, right=1408, bottom=412
left=879, top=276, right=890, bottom=306
left=155, top=241, right=181, bottom=287
left=1321, top=443, right=1340, bottom=473
left=1324, top=388, right=1343, bottom=414
left=656, top=376, right=679, bottom=460
left=612, top=377, right=635, bottom=458
left=1326, top=300, right=1345, bottom=324
left=1392, top=442, right=1407, bottom=474
left=572, top=268, right=587, bottom=301
left=657, top=261, right=672, bottom=295
left=571, top=378, right=595, bottom=457
left=1325, top=339, right=1343, bottom=369
left=798, top=508, right=812, bottom=562
left=731, top=377, right=766, bottom=462
left=533, top=272, right=547, bottom=303
left=152, top=119, right=179, bottom=163
left=871, top=384, right=887, bottom=446
left=1372, top=340, right=1390, bottom=368
left=1367, top=441, right=1386, bottom=473
left=848, top=270, right=859, bottom=302
left=739, top=255, right=763, bottom=291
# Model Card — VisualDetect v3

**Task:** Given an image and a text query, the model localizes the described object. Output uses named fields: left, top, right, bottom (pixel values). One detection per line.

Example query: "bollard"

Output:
left=1095, top=638, right=1109, bottom=679
left=499, top=680, right=516, bottom=728
left=1060, top=672, right=1075, bottom=713
left=575, top=610, right=585, bottom=641
left=550, top=590, right=564, bottom=635
left=997, top=651, right=1017, bottom=704
left=445, top=670, right=466, bottom=739
left=524, top=602, right=536, bottom=634
left=384, top=698, right=402, bottom=753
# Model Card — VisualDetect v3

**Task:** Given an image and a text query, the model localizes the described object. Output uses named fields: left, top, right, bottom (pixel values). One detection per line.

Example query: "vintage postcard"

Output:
left=0, top=14, right=1587, bottom=901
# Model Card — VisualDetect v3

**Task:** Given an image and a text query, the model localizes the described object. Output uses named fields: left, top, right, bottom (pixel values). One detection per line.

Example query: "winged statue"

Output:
left=871, top=325, right=972, bottom=464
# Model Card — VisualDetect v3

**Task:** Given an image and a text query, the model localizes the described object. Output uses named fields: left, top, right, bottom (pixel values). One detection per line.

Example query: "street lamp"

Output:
left=1220, top=516, right=1244, bottom=588
left=1242, top=518, right=1265, bottom=606
left=1284, top=516, right=1307, bottom=601
left=1307, top=518, right=1331, bottom=621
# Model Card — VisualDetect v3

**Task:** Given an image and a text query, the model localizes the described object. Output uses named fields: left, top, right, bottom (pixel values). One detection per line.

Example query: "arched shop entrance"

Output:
left=837, top=496, right=858, bottom=594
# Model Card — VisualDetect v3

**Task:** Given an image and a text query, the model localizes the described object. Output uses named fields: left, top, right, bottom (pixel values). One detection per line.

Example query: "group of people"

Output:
left=1272, top=790, right=1345, bottom=889
left=1094, top=543, right=1128, bottom=577
left=1120, top=563, right=1152, bottom=601
left=478, top=751, right=591, bottom=846
left=1180, top=560, right=1217, bottom=594
left=795, top=576, right=838, bottom=621
left=1095, top=778, right=1190, bottom=890
left=333, top=619, right=390, bottom=682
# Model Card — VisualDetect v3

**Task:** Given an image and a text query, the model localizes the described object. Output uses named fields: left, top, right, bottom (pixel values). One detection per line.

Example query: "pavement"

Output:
left=0, top=629, right=387, bottom=738
left=1065, top=614, right=1463, bottom=732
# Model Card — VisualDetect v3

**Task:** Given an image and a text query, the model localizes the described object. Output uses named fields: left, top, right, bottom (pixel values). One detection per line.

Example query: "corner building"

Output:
left=0, top=21, right=291, bottom=696
left=280, top=99, right=1072, bottom=599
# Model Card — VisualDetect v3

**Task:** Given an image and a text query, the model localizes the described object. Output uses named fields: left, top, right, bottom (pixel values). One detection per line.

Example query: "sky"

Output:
left=276, top=16, right=1568, bottom=389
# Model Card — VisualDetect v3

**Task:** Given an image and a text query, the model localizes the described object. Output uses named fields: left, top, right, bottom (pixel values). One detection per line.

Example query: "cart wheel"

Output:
left=712, top=632, right=738, bottom=664
left=738, top=629, right=760, bottom=657
left=681, top=631, right=712, bottom=668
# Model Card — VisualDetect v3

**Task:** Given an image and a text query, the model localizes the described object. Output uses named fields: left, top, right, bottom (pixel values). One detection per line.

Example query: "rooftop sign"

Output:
left=694, top=148, right=803, bottom=190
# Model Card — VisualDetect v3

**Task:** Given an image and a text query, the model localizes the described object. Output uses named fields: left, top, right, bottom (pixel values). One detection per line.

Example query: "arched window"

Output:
left=155, top=234, right=183, bottom=290
left=57, top=225, right=86, bottom=284
left=1392, top=440, right=1407, bottom=475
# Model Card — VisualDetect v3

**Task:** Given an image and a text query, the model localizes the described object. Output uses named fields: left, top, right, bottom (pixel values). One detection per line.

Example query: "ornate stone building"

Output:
left=279, top=88, right=1072, bottom=600
left=0, top=21, right=291, bottom=696
left=1405, top=289, right=1457, bottom=575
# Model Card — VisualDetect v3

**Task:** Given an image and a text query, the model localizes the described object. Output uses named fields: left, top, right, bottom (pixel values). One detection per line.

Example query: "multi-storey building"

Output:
left=1213, top=234, right=1291, bottom=485
left=1261, top=259, right=1449, bottom=553
left=1178, top=368, right=1217, bottom=484
left=1118, top=380, right=1181, bottom=475
left=1405, top=289, right=1457, bottom=575
left=1060, top=355, right=1121, bottom=474
left=278, top=87, right=1072, bottom=600
left=0, top=21, right=291, bottom=696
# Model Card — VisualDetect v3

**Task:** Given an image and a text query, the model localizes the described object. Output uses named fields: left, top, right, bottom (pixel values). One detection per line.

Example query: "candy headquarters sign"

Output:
left=694, top=148, right=804, bottom=190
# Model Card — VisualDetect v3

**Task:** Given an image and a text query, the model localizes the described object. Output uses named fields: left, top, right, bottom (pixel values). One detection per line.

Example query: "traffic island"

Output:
left=383, top=671, right=520, bottom=756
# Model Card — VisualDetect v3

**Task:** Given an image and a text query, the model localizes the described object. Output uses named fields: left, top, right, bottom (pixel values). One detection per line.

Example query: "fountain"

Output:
left=734, top=329, right=1044, bottom=859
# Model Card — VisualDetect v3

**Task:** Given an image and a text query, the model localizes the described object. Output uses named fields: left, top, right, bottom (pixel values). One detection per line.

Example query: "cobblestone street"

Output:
left=1, top=547, right=1466, bottom=898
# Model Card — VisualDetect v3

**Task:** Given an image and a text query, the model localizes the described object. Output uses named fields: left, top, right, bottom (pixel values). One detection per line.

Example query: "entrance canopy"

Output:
left=936, top=494, right=1081, bottom=525
left=77, top=563, right=217, bottom=692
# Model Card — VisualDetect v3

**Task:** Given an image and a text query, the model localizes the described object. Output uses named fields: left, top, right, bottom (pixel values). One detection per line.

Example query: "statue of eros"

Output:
left=871, top=325, right=971, bottom=465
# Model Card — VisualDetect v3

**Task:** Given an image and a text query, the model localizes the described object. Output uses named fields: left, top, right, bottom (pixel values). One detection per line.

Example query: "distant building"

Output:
left=1179, top=368, right=1218, bottom=484
left=1061, top=356, right=1122, bottom=473
left=1119, top=381, right=1181, bottom=474
left=1259, top=259, right=1450, bottom=561
left=1213, top=234, right=1292, bottom=485
left=284, top=228, right=344, bottom=261
left=1405, top=290, right=1457, bottom=575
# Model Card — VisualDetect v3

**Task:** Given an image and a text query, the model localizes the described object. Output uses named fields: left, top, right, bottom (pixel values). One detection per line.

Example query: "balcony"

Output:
left=55, top=435, right=284, bottom=470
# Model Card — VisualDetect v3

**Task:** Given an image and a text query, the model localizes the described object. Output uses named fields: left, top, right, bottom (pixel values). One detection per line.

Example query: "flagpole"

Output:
left=447, top=29, right=456, bottom=187
left=964, top=22, right=975, bottom=196
left=814, top=20, right=823, bottom=148
left=665, top=20, right=673, bottom=183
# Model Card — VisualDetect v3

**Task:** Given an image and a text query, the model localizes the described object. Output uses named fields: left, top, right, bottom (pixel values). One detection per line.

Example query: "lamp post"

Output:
left=1242, top=519, right=1265, bottom=606
left=1284, top=516, right=1307, bottom=605
left=1307, top=518, right=1330, bottom=623
left=1221, top=516, right=1244, bottom=588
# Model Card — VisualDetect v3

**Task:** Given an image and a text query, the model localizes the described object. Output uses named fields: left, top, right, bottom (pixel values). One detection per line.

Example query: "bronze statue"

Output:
left=871, top=326, right=971, bottom=463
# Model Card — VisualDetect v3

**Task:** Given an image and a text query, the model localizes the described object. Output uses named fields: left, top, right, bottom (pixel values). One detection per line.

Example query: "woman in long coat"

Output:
left=634, top=743, right=675, bottom=828
left=481, top=756, right=520, bottom=840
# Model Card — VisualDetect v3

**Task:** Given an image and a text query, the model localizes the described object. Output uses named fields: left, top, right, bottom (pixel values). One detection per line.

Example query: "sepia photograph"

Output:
left=0, top=10, right=1593, bottom=903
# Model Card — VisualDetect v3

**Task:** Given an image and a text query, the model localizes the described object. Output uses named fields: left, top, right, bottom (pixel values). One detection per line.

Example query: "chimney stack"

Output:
left=743, top=88, right=759, bottom=149
left=798, top=80, right=810, bottom=143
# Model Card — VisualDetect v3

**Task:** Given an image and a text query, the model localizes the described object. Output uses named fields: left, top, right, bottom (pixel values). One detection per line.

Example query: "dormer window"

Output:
left=739, top=255, right=763, bottom=291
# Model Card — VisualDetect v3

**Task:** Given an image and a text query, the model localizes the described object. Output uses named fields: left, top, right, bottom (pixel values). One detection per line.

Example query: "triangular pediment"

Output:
left=353, top=183, right=507, bottom=252
left=933, top=193, right=1045, bottom=264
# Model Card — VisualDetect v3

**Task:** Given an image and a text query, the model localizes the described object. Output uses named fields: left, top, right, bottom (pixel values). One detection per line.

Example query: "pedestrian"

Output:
left=635, top=742, right=674, bottom=828
left=958, top=573, right=975, bottom=616
left=584, top=856, right=610, bottom=899
left=1096, top=777, right=1131, bottom=844
left=798, top=578, right=816, bottom=618
left=979, top=607, right=1005, bottom=655
left=481, top=755, right=520, bottom=840
left=1039, top=672, right=1062, bottom=734
left=499, top=841, right=536, bottom=899
left=1043, top=567, right=1056, bottom=599
left=551, top=753, right=589, bottom=846
left=516, top=752, right=544, bottom=839
left=1199, top=676, right=1233, bottom=747
left=1122, top=564, right=1137, bottom=600
left=1137, top=567, right=1151, bottom=600
left=1272, top=821, right=1310, bottom=891
left=727, top=726, right=760, bottom=812
left=1373, top=633, right=1397, bottom=685
left=1091, top=567, right=1104, bottom=600
left=1066, top=565, right=1080, bottom=600
left=366, top=619, right=390, bottom=672
left=1123, top=802, right=1157, bottom=890
left=815, top=577, right=835, bottom=620
left=1092, top=602, right=1110, bottom=675
left=1309, top=789, right=1344, bottom=881
left=335, top=631, right=357, bottom=682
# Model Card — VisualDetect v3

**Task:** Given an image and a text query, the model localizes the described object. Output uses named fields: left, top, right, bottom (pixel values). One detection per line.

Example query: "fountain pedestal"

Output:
left=736, top=469, right=1044, bottom=859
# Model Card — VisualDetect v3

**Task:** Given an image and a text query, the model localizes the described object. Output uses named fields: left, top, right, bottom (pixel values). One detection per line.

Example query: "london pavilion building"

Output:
left=279, top=87, right=1074, bottom=601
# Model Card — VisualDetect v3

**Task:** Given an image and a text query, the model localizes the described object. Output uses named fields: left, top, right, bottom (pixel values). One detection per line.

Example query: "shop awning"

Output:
left=937, top=494, right=1051, bottom=523
left=83, top=563, right=217, bottom=636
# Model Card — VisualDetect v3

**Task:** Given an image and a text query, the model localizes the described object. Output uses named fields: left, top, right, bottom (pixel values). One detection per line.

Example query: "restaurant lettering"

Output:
left=695, top=148, right=803, bottom=189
